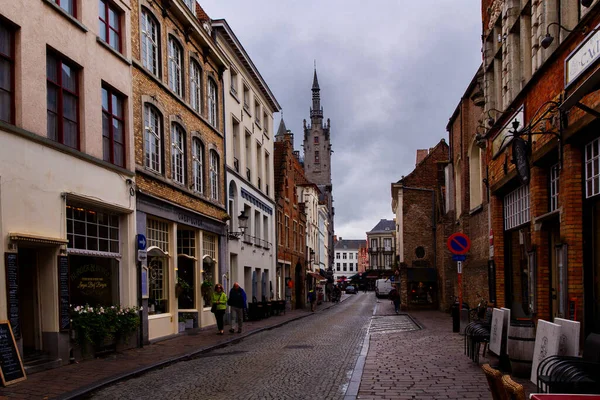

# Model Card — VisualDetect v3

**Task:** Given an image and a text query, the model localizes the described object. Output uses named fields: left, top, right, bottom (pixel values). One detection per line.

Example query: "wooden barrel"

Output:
left=507, top=319, right=535, bottom=378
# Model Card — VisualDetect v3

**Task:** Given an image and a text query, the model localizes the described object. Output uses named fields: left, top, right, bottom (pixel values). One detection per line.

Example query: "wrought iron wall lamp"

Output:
left=541, top=22, right=600, bottom=49
left=227, top=210, right=249, bottom=239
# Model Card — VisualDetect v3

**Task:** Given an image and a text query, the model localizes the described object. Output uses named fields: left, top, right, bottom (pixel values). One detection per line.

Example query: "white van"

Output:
left=375, top=279, right=394, bottom=298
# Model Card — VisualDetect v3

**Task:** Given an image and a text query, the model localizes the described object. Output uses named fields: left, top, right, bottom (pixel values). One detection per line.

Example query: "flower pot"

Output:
left=185, top=319, right=194, bottom=329
left=178, top=322, right=186, bottom=333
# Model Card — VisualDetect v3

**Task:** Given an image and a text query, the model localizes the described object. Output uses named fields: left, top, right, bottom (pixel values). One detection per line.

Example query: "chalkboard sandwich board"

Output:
left=0, top=320, right=26, bottom=386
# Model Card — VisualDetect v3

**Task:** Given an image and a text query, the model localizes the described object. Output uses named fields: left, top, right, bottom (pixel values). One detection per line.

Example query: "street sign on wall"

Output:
left=447, top=233, right=471, bottom=255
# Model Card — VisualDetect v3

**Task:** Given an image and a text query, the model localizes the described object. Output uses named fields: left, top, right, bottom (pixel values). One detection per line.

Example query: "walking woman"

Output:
left=211, top=284, right=228, bottom=334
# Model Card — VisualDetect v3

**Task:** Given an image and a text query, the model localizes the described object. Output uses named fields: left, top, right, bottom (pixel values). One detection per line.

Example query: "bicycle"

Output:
left=469, top=294, right=488, bottom=322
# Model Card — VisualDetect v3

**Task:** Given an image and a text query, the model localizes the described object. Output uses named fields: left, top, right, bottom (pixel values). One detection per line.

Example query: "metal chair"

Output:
left=482, top=364, right=508, bottom=400
left=502, top=375, right=526, bottom=400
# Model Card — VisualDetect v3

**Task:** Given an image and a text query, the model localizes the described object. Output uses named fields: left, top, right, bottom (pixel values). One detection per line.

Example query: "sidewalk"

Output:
left=0, top=298, right=344, bottom=400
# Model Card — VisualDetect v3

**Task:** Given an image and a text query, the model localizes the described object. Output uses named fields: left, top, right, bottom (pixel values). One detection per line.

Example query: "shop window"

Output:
left=69, top=255, right=119, bottom=307
left=201, top=234, right=217, bottom=307
left=66, top=204, right=119, bottom=254
left=504, top=184, right=530, bottom=230
left=147, top=218, right=169, bottom=252
left=550, top=163, right=559, bottom=212
left=147, top=218, right=169, bottom=315
left=585, top=137, right=600, bottom=198
left=177, top=230, right=195, bottom=310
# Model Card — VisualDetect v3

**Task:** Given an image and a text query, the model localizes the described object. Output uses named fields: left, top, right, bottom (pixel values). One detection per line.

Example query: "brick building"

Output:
left=443, top=67, right=490, bottom=312
left=274, top=120, right=308, bottom=309
left=131, top=1, right=229, bottom=341
left=391, top=140, right=449, bottom=309
left=479, top=0, right=600, bottom=336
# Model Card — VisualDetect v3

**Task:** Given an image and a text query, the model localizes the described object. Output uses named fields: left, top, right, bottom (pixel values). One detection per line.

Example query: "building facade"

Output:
left=274, top=120, right=308, bottom=309
left=366, top=219, right=396, bottom=271
left=131, top=0, right=229, bottom=341
left=0, top=0, right=136, bottom=366
left=213, top=19, right=280, bottom=305
left=391, top=140, right=448, bottom=309
left=480, top=0, right=600, bottom=335
left=333, top=239, right=363, bottom=282
left=302, top=69, right=335, bottom=271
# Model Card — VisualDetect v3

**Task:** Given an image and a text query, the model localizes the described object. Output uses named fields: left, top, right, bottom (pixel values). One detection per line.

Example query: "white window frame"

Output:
left=144, top=104, right=161, bottom=173
left=504, top=184, right=531, bottom=230
left=210, top=149, right=219, bottom=201
left=66, top=203, right=120, bottom=255
left=171, top=123, right=185, bottom=184
left=208, top=79, right=217, bottom=127
left=190, top=60, right=202, bottom=113
left=168, top=37, right=183, bottom=96
left=147, top=218, right=169, bottom=253
left=183, top=0, right=195, bottom=15
left=141, top=10, right=159, bottom=76
left=550, top=163, right=560, bottom=212
left=192, top=138, right=203, bottom=193
left=585, top=137, right=600, bottom=198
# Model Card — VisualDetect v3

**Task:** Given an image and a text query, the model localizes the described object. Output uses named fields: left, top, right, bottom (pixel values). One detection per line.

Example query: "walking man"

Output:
left=228, top=282, right=247, bottom=333
left=389, top=284, right=401, bottom=314
left=308, top=287, right=317, bottom=312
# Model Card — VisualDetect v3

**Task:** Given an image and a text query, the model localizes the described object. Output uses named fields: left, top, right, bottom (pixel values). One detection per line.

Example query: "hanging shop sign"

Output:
left=512, top=136, right=530, bottom=185
left=566, top=23, right=600, bottom=87
left=492, top=107, right=524, bottom=157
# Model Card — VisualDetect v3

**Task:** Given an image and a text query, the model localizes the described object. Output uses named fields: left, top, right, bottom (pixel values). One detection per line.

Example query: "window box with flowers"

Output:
left=70, top=304, right=140, bottom=358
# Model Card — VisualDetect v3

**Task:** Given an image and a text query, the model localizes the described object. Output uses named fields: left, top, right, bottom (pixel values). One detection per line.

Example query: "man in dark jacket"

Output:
left=228, top=282, right=247, bottom=333
left=389, top=284, right=401, bottom=314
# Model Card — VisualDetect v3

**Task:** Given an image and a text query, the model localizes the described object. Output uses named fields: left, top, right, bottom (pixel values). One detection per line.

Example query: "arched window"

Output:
left=469, top=142, right=483, bottom=208
left=210, top=149, right=219, bottom=201
left=208, top=79, right=217, bottom=127
left=168, top=36, right=183, bottom=96
left=141, top=9, right=159, bottom=76
left=192, top=138, right=204, bottom=193
left=171, top=123, right=185, bottom=184
left=144, top=104, right=162, bottom=173
left=189, top=60, right=202, bottom=113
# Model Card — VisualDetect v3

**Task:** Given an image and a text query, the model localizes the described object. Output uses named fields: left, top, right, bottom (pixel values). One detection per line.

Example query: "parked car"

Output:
left=345, top=285, right=357, bottom=294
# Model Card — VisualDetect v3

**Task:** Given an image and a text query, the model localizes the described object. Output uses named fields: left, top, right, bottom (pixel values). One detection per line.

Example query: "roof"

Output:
left=195, top=3, right=210, bottom=22
left=211, top=19, right=281, bottom=112
left=395, top=139, right=449, bottom=184
left=367, top=219, right=395, bottom=234
left=276, top=118, right=287, bottom=137
left=334, top=240, right=365, bottom=250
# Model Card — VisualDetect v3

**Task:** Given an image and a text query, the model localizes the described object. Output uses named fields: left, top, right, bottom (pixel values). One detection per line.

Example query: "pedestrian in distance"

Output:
left=308, top=287, right=317, bottom=312
left=227, top=282, right=247, bottom=333
left=363, top=284, right=368, bottom=294
left=211, top=284, right=228, bottom=335
left=389, top=284, right=401, bottom=314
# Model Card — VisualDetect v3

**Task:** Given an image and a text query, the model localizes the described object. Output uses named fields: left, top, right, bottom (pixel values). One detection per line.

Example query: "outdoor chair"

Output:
left=502, top=375, right=526, bottom=400
left=482, top=363, right=508, bottom=400
left=536, top=333, right=600, bottom=394
left=465, top=307, right=493, bottom=362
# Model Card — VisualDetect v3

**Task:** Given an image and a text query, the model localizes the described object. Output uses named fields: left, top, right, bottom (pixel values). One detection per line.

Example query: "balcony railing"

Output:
left=233, top=157, right=239, bottom=173
left=236, top=233, right=271, bottom=249
left=379, top=246, right=395, bottom=253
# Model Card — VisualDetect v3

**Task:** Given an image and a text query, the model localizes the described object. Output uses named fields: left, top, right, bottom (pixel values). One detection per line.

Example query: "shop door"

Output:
left=18, top=248, right=41, bottom=355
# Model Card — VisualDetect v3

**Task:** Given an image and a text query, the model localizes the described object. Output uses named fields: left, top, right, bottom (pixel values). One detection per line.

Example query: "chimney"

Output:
left=416, top=149, right=428, bottom=166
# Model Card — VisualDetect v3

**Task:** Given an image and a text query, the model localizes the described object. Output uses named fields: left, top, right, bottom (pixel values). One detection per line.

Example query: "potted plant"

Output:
left=178, top=316, right=186, bottom=333
left=182, top=313, right=194, bottom=329
left=175, top=277, right=191, bottom=298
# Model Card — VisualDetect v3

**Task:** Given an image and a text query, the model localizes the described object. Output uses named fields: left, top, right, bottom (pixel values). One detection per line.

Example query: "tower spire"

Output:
left=310, top=64, right=323, bottom=121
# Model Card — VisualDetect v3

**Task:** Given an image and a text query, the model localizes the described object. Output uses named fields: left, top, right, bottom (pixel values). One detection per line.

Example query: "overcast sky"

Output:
left=200, top=1, right=483, bottom=240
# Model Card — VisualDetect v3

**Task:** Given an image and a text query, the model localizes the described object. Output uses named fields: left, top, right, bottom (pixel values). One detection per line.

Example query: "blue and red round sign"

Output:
left=447, top=232, right=471, bottom=255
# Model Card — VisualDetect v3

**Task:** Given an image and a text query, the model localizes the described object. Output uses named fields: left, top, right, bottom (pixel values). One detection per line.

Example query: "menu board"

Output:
left=58, top=256, right=70, bottom=331
left=0, top=320, right=26, bottom=386
left=4, top=254, right=20, bottom=339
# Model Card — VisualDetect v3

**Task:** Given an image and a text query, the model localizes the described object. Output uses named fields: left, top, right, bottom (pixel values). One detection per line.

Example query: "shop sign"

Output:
left=512, top=136, right=530, bottom=185
left=492, top=107, right=524, bottom=157
left=566, top=24, right=600, bottom=87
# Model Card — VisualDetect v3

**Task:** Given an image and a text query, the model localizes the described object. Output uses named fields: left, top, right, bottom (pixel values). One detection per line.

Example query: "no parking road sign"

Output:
left=447, top=232, right=471, bottom=255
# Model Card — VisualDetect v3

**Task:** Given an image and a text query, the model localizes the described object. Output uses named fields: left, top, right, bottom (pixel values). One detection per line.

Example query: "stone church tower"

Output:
left=302, top=68, right=335, bottom=270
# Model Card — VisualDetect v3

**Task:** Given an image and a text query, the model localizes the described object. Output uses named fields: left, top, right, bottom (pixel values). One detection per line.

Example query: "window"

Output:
left=99, top=0, right=121, bottom=52
left=550, top=164, right=559, bottom=212
left=342, top=253, right=347, bottom=259
left=141, top=9, right=159, bottom=76
left=147, top=218, right=169, bottom=252
left=277, top=211, right=283, bottom=245
left=285, top=216, right=289, bottom=247
left=144, top=104, right=162, bottom=173
left=383, top=238, right=392, bottom=250
left=293, top=221, right=297, bottom=251
left=314, top=136, right=319, bottom=144
left=336, top=263, right=340, bottom=271
left=66, top=203, right=119, bottom=253
left=263, top=112, right=268, bottom=136
left=209, top=149, right=219, bottom=201
left=343, top=263, right=347, bottom=272
left=504, top=184, right=531, bottom=230
left=168, top=37, right=183, bottom=96
left=315, top=151, right=320, bottom=164
left=336, top=253, right=340, bottom=259
left=243, top=85, right=250, bottom=111
left=349, top=264, right=353, bottom=272
left=254, top=100, right=260, bottom=125
left=189, top=60, right=202, bottom=113
left=0, top=21, right=15, bottom=124
left=177, top=229, right=195, bottom=309
left=192, top=138, right=204, bottom=193
left=53, top=0, right=75, bottom=16
left=208, top=79, right=217, bottom=127
left=47, top=52, right=79, bottom=149
left=171, top=123, right=185, bottom=184
left=102, top=86, right=125, bottom=167
left=469, top=143, right=483, bottom=208
left=230, top=69, right=238, bottom=95
left=349, top=253, right=353, bottom=259
left=147, top=218, right=169, bottom=314
left=183, top=0, right=196, bottom=15
left=586, top=137, right=600, bottom=198
left=370, top=239, right=377, bottom=249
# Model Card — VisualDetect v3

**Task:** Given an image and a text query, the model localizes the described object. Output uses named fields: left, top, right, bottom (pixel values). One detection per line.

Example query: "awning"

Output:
left=9, top=232, right=68, bottom=246
left=307, top=272, right=326, bottom=281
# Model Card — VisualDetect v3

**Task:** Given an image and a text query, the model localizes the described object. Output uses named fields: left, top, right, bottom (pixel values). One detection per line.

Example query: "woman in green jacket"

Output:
left=211, top=284, right=228, bottom=334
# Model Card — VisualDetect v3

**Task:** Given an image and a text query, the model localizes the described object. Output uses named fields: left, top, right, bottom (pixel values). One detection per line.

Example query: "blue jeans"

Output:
left=393, top=300, right=401, bottom=313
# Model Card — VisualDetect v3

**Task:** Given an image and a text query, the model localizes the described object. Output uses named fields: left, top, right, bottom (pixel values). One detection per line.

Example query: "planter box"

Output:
left=185, top=319, right=194, bottom=329
left=178, top=322, right=186, bottom=333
